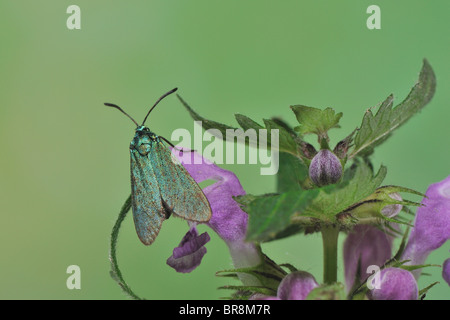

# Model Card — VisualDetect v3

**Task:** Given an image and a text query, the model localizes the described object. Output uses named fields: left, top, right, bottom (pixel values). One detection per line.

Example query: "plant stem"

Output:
left=321, top=225, right=339, bottom=284
left=109, top=195, right=142, bottom=300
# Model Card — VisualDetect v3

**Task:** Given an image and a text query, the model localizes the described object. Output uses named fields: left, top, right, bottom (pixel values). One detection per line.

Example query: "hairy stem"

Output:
left=321, top=225, right=339, bottom=284
left=109, top=195, right=142, bottom=300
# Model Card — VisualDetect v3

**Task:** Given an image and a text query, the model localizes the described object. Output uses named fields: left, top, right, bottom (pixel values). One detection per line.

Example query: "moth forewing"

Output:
left=149, top=138, right=212, bottom=223
left=129, top=147, right=165, bottom=245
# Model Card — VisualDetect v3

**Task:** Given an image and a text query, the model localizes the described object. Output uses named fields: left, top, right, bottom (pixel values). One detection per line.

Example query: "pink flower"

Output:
left=167, top=151, right=261, bottom=278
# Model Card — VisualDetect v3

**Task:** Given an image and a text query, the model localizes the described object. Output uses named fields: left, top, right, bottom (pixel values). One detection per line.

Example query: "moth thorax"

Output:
left=136, top=143, right=151, bottom=156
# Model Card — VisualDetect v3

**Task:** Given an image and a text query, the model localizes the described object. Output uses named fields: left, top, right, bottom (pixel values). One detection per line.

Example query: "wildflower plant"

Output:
left=109, top=59, right=450, bottom=300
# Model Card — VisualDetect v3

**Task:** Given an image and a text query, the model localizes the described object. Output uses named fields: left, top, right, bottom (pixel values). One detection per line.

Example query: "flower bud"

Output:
left=380, top=192, right=403, bottom=218
left=308, top=149, right=343, bottom=187
left=248, top=271, right=318, bottom=300
left=277, top=271, right=319, bottom=300
left=368, top=268, right=418, bottom=300
left=339, top=187, right=406, bottom=220
left=443, top=258, right=450, bottom=286
left=343, top=225, right=393, bottom=291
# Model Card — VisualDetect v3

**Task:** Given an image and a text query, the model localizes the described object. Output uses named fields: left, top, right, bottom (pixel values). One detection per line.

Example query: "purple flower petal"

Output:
left=175, top=150, right=248, bottom=243
left=169, top=150, right=262, bottom=278
left=343, top=225, right=394, bottom=291
left=251, top=271, right=320, bottom=301
left=166, top=225, right=210, bottom=273
left=443, top=258, right=450, bottom=286
left=369, top=268, right=418, bottom=300
left=401, top=176, right=450, bottom=274
left=277, top=271, right=318, bottom=300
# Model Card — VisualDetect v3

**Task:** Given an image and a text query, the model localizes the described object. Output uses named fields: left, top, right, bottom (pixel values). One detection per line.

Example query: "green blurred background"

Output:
left=0, top=1, right=448, bottom=299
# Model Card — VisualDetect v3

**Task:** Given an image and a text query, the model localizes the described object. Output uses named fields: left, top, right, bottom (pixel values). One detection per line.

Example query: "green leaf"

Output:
left=216, top=251, right=288, bottom=294
left=340, top=185, right=423, bottom=224
left=291, top=105, right=343, bottom=139
left=176, top=94, right=237, bottom=135
left=267, top=117, right=320, bottom=164
left=276, top=151, right=310, bottom=193
left=235, top=114, right=264, bottom=131
left=218, top=285, right=276, bottom=296
left=233, top=194, right=267, bottom=207
left=177, top=94, right=300, bottom=155
left=307, top=283, right=347, bottom=300
left=270, top=117, right=301, bottom=139
left=298, top=161, right=387, bottom=221
left=351, top=59, right=436, bottom=158
left=419, top=282, right=439, bottom=299
left=279, top=263, right=298, bottom=273
left=392, top=226, right=411, bottom=261
left=386, top=258, right=441, bottom=272
left=240, top=189, right=319, bottom=242
left=333, top=128, right=357, bottom=160
left=263, top=118, right=299, bottom=156
left=397, top=263, right=441, bottom=272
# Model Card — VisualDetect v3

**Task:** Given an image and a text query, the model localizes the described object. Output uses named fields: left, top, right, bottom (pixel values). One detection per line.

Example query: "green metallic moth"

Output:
left=105, top=88, right=212, bottom=245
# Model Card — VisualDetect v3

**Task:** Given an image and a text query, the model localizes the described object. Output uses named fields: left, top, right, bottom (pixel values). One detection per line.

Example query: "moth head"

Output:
left=130, top=128, right=153, bottom=155
left=136, top=126, right=150, bottom=133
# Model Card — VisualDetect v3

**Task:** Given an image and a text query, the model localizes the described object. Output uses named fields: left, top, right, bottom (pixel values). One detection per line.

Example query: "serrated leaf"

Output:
left=268, top=117, right=320, bottom=164
left=235, top=114, right=265, bottom=131
left=242, top=189, right=319, bottom=242
left=299, top=161, right=387, bottom=221
left=334, top=128, right=357, bottom=160
left=270, top=117, right=301, bottom=139
left=291, top=105, right=342, bottom=139
left=263, top=118, right=299, bottom=155
left=177, top=93, right=238, bottom=134
left=352, top=94, right=394, bottom=157
left=276, top=151, right=309, bottom=193
left=177, top=94, right=300, bottom=155
left=351, top=59, right=436, bottom=158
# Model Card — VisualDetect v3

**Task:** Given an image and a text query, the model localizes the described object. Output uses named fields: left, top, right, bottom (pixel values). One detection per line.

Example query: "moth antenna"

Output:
left=160, top=136, right=195, bottom=153
left=141, top=88, right=178, bottom=126
left=104, top=103, right=139, bottom=127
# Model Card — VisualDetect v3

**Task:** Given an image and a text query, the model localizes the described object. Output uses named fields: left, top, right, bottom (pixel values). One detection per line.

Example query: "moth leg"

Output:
left=161, top=198, right=174, bottom=219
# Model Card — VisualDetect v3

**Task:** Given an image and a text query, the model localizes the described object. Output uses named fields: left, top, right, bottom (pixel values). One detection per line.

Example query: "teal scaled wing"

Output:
left=150, top=138, right=212, bottom=222
left=130, top=149, right=165, bottom=245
